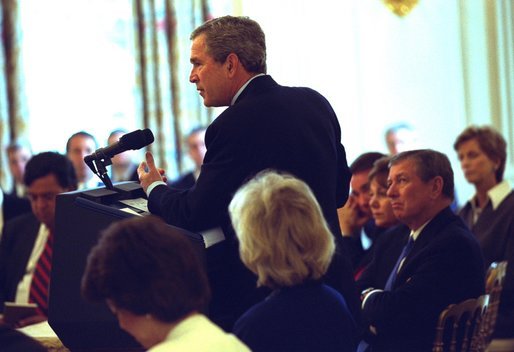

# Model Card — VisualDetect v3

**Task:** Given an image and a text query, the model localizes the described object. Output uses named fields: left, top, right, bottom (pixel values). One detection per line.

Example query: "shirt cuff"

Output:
left=146, top=181, right=167, bottom=197
left=361, top=289, right=383, bottom=309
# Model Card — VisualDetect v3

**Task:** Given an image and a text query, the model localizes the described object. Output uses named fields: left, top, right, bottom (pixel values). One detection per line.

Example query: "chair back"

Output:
left=432, top=294, right=489, bottom=352
left=480, top=261, right=508, bottom=346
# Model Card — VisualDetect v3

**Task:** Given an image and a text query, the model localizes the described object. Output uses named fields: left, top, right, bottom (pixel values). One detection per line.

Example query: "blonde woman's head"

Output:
left=229, top=170, right=335, bottom=289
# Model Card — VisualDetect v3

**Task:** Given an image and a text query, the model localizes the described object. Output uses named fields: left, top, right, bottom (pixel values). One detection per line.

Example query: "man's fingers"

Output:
left=137, top=161, right=148, bottom=178
left=145, top=151, right=156, bottom=170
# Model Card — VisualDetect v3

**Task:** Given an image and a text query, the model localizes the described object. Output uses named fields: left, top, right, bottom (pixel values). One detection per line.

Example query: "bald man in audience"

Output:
left=66, top=131, right=100, bottom=189
left=107, top=129, right=139, bottom=182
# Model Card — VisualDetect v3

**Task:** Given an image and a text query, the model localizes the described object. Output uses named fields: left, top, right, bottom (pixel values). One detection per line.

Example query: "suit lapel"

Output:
left=394, top=207, right=456, bottom=286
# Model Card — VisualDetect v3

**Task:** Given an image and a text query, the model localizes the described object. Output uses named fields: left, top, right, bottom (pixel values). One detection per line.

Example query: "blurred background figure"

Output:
left=454, top=125, right=514, bottom=340
left=384, top=122, right=418, bottom=155
left=6, top=141, right=32, bottom=198
left=0, top=191, right=31, bottom=238
left=230, top=171, right=357, bottom=352
left=1, top=141, right=32, bottom=235
left=66, top=131, right=100, bottom=190
left=107, top=129, right=139, bottom=182
left=81, top=216, right=249, bottom=351
left=169, top=126, right=207, bottom=189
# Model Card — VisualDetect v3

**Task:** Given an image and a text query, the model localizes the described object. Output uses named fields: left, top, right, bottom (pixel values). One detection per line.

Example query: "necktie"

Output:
left=384, top=235, right=415, bottom=291
left=29, top=232, right=54, bottom=317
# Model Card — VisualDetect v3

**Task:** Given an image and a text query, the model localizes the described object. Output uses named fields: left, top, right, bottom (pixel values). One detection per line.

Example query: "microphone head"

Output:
left=120, top=129, right=155, bottom=150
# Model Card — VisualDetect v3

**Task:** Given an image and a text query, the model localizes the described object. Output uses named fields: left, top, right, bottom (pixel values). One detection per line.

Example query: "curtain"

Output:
left=133, top=0, right=215, bottom=179
left=0, top=0, right=28, bottom=189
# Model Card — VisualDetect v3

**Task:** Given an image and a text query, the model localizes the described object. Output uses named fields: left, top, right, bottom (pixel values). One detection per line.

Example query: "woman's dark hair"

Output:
left=81, top=216, right=210, bottom=323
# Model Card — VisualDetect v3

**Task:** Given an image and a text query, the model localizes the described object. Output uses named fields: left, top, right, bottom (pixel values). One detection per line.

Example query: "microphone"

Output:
left=84, top=128, right=154, bottom=163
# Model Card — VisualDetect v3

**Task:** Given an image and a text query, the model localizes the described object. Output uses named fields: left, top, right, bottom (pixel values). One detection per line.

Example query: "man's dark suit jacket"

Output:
left=356, top=224, right=410, bottom=291
left=361, top=207, right=485, bottom=352
left=168, top=171, right=196, bottom=190
left=0, top=213, right=40, bottom=309
left=2, top=192, right=31, bottom=224
left=148, top=75, right=355, bottom=329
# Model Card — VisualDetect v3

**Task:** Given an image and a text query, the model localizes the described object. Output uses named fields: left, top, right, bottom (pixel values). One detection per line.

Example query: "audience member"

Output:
left=137, top=16, right=356, bottom=329
left=454, top=125, right=514, bottom=339
left=81, top=216, right=249, bottom=352
left=354, top=156, right=409, bottom=281
left=338, top=152, right=385, bottom=270
left=169, top=126, right=207, bottom=189
left=0, top=152, right=77, bottom=327
left=384, top=122, right=418, bottom=155
left=359, top=149, right=485, bottom=352
left=66, top=131, right=100, bottom=189
left=5, top=141, right=32, bottom=198
left=107, top=129, right=139, bottom=182
left=229, top=171, right=357, bottom=352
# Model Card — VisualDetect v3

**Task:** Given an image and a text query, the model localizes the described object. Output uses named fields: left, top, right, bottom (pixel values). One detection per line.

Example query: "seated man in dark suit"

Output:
left=0, top=152, right=77, bottom=327
left=169, top=126, right=207, bottom=189
left=359, top=149, right=485, bottom=352
left=338, top=152, right=385, bottom=273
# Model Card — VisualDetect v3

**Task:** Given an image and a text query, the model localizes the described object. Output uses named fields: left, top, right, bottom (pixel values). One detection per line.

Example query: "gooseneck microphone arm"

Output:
left=88, top=157, right=114, bottom=190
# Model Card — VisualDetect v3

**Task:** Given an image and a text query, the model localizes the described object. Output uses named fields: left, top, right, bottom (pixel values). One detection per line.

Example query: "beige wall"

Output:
left=240, top=0, right=513, bottom=204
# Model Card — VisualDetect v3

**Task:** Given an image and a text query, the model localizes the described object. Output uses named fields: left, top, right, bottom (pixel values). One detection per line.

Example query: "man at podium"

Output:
left=137, top=16, right=356, bottom=331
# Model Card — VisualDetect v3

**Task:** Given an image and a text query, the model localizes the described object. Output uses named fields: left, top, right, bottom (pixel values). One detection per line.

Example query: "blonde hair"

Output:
left=229, top=171, right=335, bottom=289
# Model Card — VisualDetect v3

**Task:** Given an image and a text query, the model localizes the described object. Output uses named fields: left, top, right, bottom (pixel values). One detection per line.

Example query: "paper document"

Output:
left=119, top=207, right=144, bottom=216
left=119, top=198, right=149, bottom=213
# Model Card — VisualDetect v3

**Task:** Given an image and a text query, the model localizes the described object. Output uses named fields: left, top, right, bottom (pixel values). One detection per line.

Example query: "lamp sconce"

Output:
left=382, top=0, right=419, bottom=17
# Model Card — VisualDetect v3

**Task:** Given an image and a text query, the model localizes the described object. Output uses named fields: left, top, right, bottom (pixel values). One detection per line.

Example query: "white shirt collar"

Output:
left=469, top=179, right=512, bottom=212
left=410, top=220, right=430, bottom=241
left=487, top=180, right=512, bottom=210
left=230, top=73, right=266, bottom=106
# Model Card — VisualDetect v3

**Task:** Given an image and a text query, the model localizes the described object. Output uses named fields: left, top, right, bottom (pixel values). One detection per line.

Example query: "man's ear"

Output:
left=430, top=176, right=444, bottom=199
left=225, top=53, right=238, bottom=76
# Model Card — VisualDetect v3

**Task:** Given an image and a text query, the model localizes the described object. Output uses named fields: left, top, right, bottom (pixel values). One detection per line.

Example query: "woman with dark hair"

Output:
left=81, top=216, right=249, bottom=351
left=355, top=156, right=410, bottom=287
left=454, top=125, right=514, bottom=339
